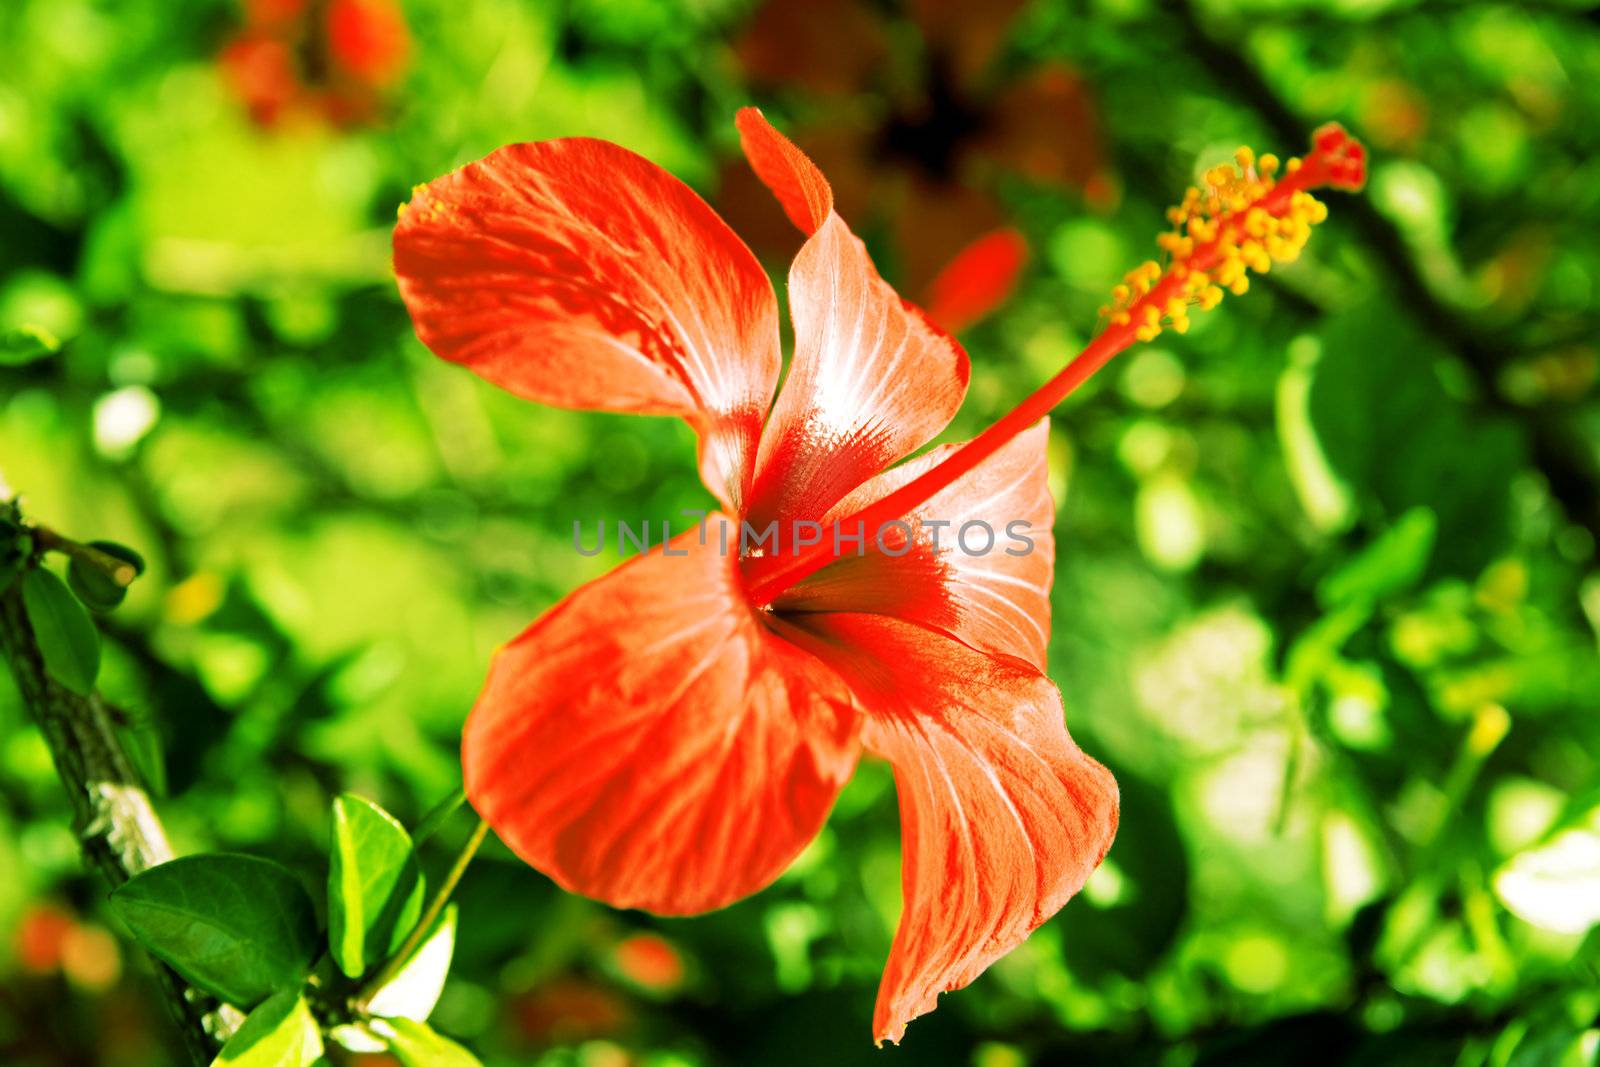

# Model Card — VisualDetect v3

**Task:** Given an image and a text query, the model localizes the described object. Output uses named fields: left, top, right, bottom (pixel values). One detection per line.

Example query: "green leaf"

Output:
left=367, top=905, right=456, bottom=1021
left=210, top=990, right=323, bottom=1067
left=0, top=324, right=60, bottom=365
left=111, top=854, right=320, bottom=1007
left=328, top=794, right=425, bottom=979
left=1318, top=507, right=1437, bottom=608
left=376, top=1018, right=483, bottom=1067
left=68, top=540, right=146, bottom=612
left=20, top=567, right=100, bottom=695
left=1307, top=304, right=1525, bottom=576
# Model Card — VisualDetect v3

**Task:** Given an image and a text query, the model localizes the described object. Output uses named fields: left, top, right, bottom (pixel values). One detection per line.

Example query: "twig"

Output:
left=0, top=563, right=240, bottom=1063
left=31, top=526, right=138, bottom=587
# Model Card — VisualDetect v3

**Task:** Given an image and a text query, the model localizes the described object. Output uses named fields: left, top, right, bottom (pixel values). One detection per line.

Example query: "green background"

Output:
left=3, top=0, right=1600, bottom=1063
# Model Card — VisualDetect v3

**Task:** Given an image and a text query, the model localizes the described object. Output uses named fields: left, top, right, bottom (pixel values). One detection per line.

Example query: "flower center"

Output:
left=742, top=125, right=1367, bottom=608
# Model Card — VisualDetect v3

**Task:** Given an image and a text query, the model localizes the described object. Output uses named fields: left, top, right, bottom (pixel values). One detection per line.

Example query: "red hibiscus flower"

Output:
left=220, top=0, right=410, bottom=128
left=392, top=111, right=1365, bottom=1041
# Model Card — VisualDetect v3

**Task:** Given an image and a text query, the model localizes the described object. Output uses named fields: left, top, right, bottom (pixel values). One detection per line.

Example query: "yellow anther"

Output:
left=1115, top=137, right=1345, bottom=345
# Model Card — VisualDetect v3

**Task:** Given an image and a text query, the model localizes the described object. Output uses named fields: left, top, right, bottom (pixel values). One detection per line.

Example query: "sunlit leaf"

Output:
left=1495, top=821, right=1600, bottom=935
left=367, top=905, right=456, bottom=1021
left=328, top=793, right=425, bottom=979
left=375, top=1017, right=482, bottom=1067
left=210, top=990, right=323, bottom=1067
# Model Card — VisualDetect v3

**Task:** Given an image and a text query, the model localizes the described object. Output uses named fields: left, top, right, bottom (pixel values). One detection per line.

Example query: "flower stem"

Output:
left=354, top=816, right=490, bottom=1012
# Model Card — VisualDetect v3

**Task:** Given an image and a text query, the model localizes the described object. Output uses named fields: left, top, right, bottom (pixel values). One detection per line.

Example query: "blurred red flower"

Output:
left=511, top=978, right=632, bottom=1045
left=220, top=0, right=410, bottom=128
left=15, top=902, right=76, bottom=973
left=720, top=0, right=1114, bottom=331
left=394, top=109, right=1119, bottom=1043
left=613, top=933, right=686, bottom=993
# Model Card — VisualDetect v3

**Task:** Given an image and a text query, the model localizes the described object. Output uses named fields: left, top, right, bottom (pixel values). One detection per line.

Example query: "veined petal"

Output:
left=735, top=110, right=970, bottom=528
left=788, top=613, right=1117, bottom=1044
left=393, top=140, right=781, bottom=512
left=775, top=420, right=1055, bottom=670
left=463, top=520, right=860, bottom=915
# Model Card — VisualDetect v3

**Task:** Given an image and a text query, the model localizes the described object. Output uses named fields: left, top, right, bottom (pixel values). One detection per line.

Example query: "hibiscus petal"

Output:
left=734, top=107, right=834, bottom=236
left=921, top=227, right=1029, bottom=334
left=734, top=109, right=970, bottom=528
left=393, top=140, right=781, bottom=512
left=774, top=419, right=1055, bottom=670
left=788, top=613, right=1117, bottom=1044
left=463, top=519, right=860, bottom=915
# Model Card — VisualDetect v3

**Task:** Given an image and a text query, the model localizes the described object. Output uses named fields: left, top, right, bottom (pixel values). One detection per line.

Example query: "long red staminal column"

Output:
left=744, top=125, right=1366, bottom=608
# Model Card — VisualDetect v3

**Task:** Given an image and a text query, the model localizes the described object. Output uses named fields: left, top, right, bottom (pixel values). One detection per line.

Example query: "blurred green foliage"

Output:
left=3, top=0, right=1600, bottom=1064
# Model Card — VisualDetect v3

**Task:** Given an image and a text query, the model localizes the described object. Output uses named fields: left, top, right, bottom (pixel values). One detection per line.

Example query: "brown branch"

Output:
left=0, top=548, right=241, bottom=1063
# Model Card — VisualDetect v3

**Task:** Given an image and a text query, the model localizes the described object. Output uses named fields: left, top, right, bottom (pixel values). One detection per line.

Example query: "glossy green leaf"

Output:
left=1318, top=507, right=1437, bottom=608
left=111, top=854, right=320, bottom=1007
left=20, top=567, right=100, bottom=695
left=367, top=904, right=456, bottom=1021
left=210, top=990, right=323, bottom=1067
left=377, top=1018, right=483, bottom=1067
left=67, top=540, right=146, bottom=612
left=328, top=793, right=425, bottom=978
